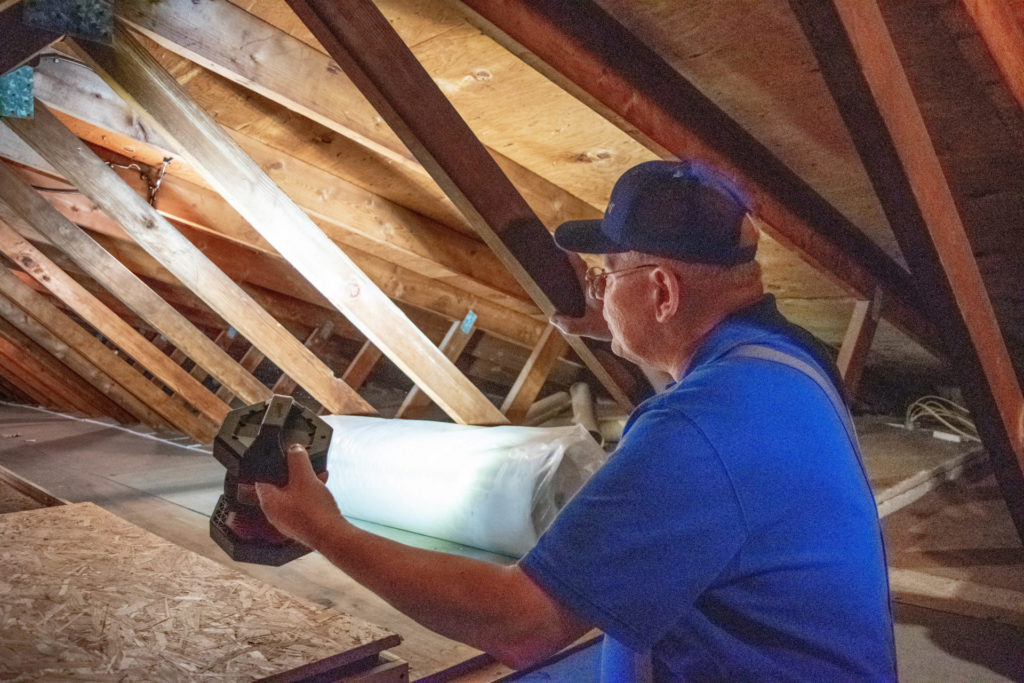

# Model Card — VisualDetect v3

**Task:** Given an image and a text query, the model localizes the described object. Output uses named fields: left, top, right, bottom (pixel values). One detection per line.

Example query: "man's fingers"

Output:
left=283, top=443, right=315, bottom=479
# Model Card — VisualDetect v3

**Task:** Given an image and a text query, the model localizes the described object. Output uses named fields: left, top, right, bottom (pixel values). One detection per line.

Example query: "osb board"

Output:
left=0, top=502, right=399, bottom=681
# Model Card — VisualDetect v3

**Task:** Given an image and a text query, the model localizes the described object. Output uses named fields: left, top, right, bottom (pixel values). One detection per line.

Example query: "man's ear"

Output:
left=652, top=267, right=680, bottom=323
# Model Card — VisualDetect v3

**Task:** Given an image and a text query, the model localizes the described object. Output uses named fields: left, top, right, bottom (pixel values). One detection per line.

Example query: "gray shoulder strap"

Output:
left=728, top=344, right=860, bottom=451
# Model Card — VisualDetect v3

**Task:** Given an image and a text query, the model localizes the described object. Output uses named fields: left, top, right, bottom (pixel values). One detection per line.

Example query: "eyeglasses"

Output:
left=584, top=264, right=658, bottom=300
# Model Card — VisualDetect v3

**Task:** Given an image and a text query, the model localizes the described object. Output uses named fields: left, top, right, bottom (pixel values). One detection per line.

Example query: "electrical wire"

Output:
left=904, top=395, right=979, bottom=442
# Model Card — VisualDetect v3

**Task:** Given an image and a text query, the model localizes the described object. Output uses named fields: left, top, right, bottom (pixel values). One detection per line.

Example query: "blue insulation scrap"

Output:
left=0, top=67, right=34, bottom=119
left=22, top=0, right=113, bottom=43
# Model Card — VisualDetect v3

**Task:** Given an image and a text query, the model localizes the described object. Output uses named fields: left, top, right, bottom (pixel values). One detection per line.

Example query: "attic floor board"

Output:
left=2, top=402, right=1020, bottom=681
left=0, top=403, right=480, bottom=680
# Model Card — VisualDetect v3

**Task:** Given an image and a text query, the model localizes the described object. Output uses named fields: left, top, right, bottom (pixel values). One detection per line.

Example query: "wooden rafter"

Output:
left=0, top=273, right=199, bottom=437
left=395, top=319, right=476, bottom=420
left=71, top=25, right=506, bottom=426
left=460, top=0, right=940, bottom=359
left=341, top=341, right=383, bottom=393
left=30, top=55, right=535, bottom=315
left=961, top=0, right=1024, bottom=114
left=5, top=103, right=374, bottom=417
left=0, top=332, right=80, bottom=413
left=272, top=323, right=335, bottom=397
left=0, top=314, right=133, bottom=421
left=788, top=0, right=1024, bottom=539
left=115, top=0, right=599, bottom=230
left=285, top=0, right=644, bottom=411
left=501, top=324, right=570, bottom=424
left=0, top=137, right=549, bottom=351
left=0, top=169, right=273, bottom=406
left=837, top=290, right=883, bottom=399
left=0, top=219, right=230, bottom=424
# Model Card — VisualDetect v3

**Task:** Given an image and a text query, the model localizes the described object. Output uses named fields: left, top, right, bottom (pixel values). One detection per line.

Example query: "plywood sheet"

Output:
left=0, top=502, right=398, bottom=681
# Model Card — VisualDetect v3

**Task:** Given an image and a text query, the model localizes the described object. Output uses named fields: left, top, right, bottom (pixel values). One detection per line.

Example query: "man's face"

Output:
left=600, top=253, right=656, bottom=366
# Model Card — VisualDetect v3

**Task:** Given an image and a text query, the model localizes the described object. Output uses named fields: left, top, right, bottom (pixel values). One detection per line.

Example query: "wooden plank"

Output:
left=0, top=144, right=548, bottom=351
left=460, top=0, right=940, bottom=359
left=0, top=219, right=230, bottom=424
left=215, top=344, right=265, bottom=403
left=0, top=3, right=62, bottom=76
left=115, top=0, right=600, bottom=232
left=31, top=55, right=536, bottom=316
left=0, top=338, right=72, bottom=412
left=0, top=370, right=38, bottom=407
left=0, top=287, right=169, bottom=431
left=395, top=318, right=475, bottom=420
left=4, top=105, right=372, bottom=417
left=961, top=0, right=1024, bottom=114
left=501, top=324, right=569, bottom=424
left=0, top=502, right=401, bottom=680
left=0, top=266, right=217, bottom=442
left=0, top=316, right=128, bottom=419
left=283, top=0, right=643, bottom=412
left=341, top=341, right=384, bottom=394
left=837, top=289, right=883, bottom=399
left=71, top=26, right=507, bottom=427
left=788, top=0, right=1024, bottom=539
left=272, top=323, right=334, bottom=396
left=0, top=464, right=69, bottom=508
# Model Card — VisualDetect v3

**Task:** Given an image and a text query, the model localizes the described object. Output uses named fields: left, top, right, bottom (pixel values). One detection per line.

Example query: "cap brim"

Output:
left=553, top=219, right=628, bottom=254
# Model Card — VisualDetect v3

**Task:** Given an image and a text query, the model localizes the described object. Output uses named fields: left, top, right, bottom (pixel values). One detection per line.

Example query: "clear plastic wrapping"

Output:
left=321, top=416, right=607, bottom=557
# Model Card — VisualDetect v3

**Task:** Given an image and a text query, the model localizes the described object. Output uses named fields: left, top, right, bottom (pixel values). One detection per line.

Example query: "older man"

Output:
left=256, top=160, right=897, bottom=680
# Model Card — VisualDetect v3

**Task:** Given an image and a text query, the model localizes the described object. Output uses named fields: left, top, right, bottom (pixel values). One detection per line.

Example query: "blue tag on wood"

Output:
left=460, top=310, right=477, bottom=335
left=0, top=67, right=34, bottom=119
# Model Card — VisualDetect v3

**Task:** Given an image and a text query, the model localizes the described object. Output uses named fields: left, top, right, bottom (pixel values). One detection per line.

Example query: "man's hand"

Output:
left=255, top=444, right=341, bottom=550
left=551, top=251, right=612, bottom=341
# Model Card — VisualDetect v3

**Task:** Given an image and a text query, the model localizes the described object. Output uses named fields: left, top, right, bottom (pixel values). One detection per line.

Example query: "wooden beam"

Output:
left=0, top=166, right=274, bottom=405
left=0, top=142, right=548, bottom=351
left=395, top=318, right=476, bottom=420
left=961, top=0, right=1024, bottom=114
left=837, top=290, right=883, bottom=399
left=341, top=341, right=383, bottom=394
left=0, top=371, right=38, bottom=408
left=0, top=219, right=230, bottom=424
left=460, top=0, right=940, bottom=359
left=31, top=55, right=536, bottom=316
left=0, top=314, right=133, bottom=421
left=216, top=344, right=266, bottom=403
left=115, top=0, right=600, bottom=231
left=285, top=0, right=642, bottom=411
left=0, top=353, right=61, bottom=410
left=0, top=335, right=77, bottom=413
left=4, top=104, right=372, bottom=417
left=789, top=0, right=1024, bottom=539
left=0, top=284, right=170, bottom=432
left=272, top=323, right=335, bottom=397
left=71, top=26, right=506, bottom=427
left=0, top=3, right=62, bottom=76
left=0, top=265, right=217, bottom=441
left=501, top=324, right=569, bottom=424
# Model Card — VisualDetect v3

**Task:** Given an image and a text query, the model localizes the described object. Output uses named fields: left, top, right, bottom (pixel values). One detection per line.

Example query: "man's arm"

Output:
left=255, top=445, right=592, bottom=669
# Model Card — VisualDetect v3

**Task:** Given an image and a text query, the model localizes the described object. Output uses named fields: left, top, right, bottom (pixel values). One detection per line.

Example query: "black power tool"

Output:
left=209, top=395, right=333, bottom=566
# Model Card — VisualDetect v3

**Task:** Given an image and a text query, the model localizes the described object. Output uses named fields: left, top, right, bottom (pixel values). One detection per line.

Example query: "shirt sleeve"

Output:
left=519, top=406, right=748, bottom=649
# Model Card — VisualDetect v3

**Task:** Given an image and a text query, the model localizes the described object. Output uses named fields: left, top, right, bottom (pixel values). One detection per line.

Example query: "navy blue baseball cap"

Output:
left=554, top=160, right=756, bottom=265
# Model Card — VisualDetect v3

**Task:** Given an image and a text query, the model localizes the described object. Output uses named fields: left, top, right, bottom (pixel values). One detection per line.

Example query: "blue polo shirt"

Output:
left=520, top=296, right=896, bottom=681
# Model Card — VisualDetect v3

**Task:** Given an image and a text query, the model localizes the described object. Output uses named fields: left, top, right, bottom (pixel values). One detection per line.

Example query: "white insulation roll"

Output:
left=321, top=416, right=607, bottom=557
